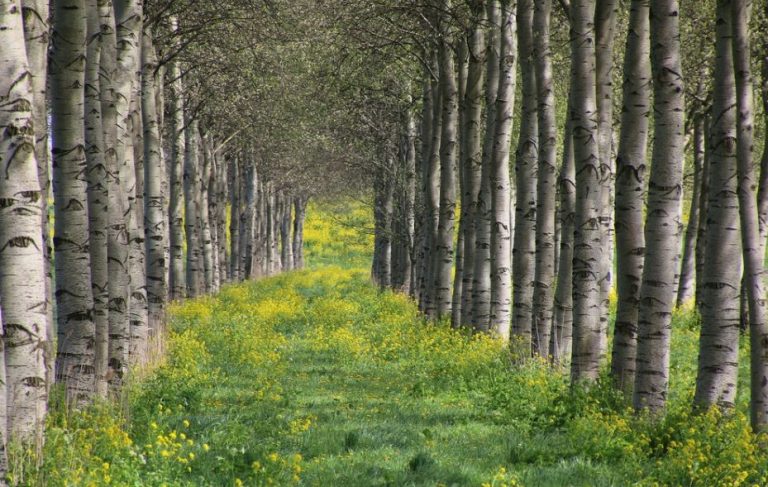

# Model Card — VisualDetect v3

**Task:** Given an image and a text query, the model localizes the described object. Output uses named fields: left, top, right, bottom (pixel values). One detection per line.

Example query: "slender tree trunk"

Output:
left=184, top=119, right=203, bottom=297
left=452, top=38, right=468, bottom=326
left=99, top=0, right=130, bottom=388
left=610, top=0, right=650, bottom=393
left=280, top=194, right=294, bottom=271
left=229, top=158, right=241, bottom=282
left=242, top=164, right=257, bottom=279
left=512, top=0, right=537, bottom=345
left=21, top=0, right=52, bottom=397
left=112, top=0, right=142, bottom=380
left=472, top=0, right=501, bottom=331
left=168, top=55, right=185, bottom=299
left=84, top=0, right=109, bottom=398
left=632, top=0, right=685, bottom=413
left=551, top=117, right=575, bottom=363
left=51, top=0, right=96, bottom=403
left=142, top=27, right=167, bottom=342
left=199, top=131, right=214, bottom=292
left=694, top=0, right=741, bottom=409
left=489, top=0, right=516, bottom=340
left=415, top=73, right=434, bottom=304
left=732, top=0, right=768, bottom=430
left=459, top=2, right=487, bottom=326
left=569, top=0, right=604, bottom=383
left=695, top=116, right=711, bottom=310
left=422, top=52, right=442, bottom=315
left=402, top=109, right=417, bottom=293
left=432, top=4, right=459, bottom=319
left=758, top=14, right=768, bottom=245
left=532, top=0, right=556, bottom=357
left=128, top=90, right=148, bottom=366
left=676, top=117, right=705, bottom=308
left=293, top=196, right=308, bottom=269
left=0, top=0, right=48, bottom=450
left=595, top=0, right=619, bottom=352
left=216, top=153, right=228, bottom=283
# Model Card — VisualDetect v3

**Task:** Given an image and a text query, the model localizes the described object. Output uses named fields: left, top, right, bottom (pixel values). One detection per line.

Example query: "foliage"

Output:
left=9, top=202, right=768, bottom=486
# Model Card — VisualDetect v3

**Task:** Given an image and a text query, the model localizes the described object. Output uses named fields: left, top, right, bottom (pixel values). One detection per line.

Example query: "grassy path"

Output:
left=22, top=203, right=767, bottom=486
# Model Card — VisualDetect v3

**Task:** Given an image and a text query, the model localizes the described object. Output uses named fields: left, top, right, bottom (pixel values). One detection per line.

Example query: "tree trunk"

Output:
left=112, top=0, right=142, bottom=380
left=142, top=27, right=167, bottom=342
left=551, top=117, right=575, bottom=363
left=0, top=0, right=48, bottom=449
left=229, top=158, right=241, bottom=282
left=694, top=0, right=741, bottom=410
left=695, top=115, right=711, bottom=310
left=610, top=0, right=650, bottom=393
left=216, top=153, right=228, bottom=283
left=595, top=0, right=619, bottom=352
left=280, top=194, right=294, bottom=271
left=199, top=131, right=215, bottom=292
left=84, top=0, right=109, bottom=398
left=98, top=0, right=130, bottom=389
left=168, top=51, right=185, bottom=300
left=632, top=0, right=685, bottom=413
left=51, top=0, right=96, bottom=403
left=292, top=196, right=308, bottom=269
left=472, top=0, right=501, bottom=332
left=432, top=4, right=459, bottom=319
left=459, top=2, right=487, bottom=326
left=569, top=0, right=604, bottom=383
left=732, top=0, right=768, bottom=430
left=184, top=119, right=203, bottom=297
left=402, top=109, right=417, bottom=293
left=512, top=0, right=537, bottom=345
left=676, top=116, right=705, bottom=308
left=421, top=52, right=442, bottom=315
left=451, top=38, right=468, bottom=326
left=532, top=0, right=556, bottom=357
left=21, top=0, right=52, bottom=398
left=488, top=0, right=516, bottom=340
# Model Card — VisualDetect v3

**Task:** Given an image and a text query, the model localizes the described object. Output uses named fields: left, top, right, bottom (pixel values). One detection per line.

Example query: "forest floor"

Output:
left=14, top=201, right=768, bottom=486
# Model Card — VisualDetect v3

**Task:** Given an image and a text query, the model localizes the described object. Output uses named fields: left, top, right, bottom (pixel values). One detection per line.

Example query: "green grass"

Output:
left=11, top=200, right=768, bottom=486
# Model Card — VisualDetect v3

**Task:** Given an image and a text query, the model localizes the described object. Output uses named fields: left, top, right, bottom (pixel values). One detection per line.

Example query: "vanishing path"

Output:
left=129, top=262, right=626, bottom=486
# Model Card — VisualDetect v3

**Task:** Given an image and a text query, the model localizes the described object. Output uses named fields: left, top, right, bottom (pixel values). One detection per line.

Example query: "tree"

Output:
left=0, top=0, right=48, bottom=450
left=633, top=0, right=686, bottom=413
left=531, top=0, right=556, bottom=357
left=694, top=0, right=741, bottom=409
left=511, top=0, right=537, bottom=345
left=50, top=0, right=96, bottom=402
left=488, top=0, right=517, bottom=340
left=611, top=0, right=650, bottom=393
left=569, top=0, right=604, bottom=383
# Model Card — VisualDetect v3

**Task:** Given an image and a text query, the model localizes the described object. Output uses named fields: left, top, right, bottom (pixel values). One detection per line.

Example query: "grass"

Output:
left=10, top=200, right=768, bottom=486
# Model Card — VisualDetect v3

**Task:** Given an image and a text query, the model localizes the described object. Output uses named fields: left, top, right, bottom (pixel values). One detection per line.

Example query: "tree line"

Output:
left=368, top=0, right=768, bottom=432
left=0, top=0, right=323, bottom=474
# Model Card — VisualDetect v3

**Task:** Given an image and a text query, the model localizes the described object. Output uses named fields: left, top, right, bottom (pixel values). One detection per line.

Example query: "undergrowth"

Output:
left=9, top=201, right=768, bottom=486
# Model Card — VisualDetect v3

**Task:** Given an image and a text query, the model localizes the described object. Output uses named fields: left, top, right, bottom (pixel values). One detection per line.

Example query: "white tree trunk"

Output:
left=0, top=0, right=48, bottom=448
left=51, top=0, right=96, bottom=403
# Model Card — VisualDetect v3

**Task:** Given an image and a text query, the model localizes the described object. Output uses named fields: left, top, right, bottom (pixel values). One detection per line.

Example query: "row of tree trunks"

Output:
left=373, top=0, right=768, bottom=433
left=0, top=3, right=315, bottom=471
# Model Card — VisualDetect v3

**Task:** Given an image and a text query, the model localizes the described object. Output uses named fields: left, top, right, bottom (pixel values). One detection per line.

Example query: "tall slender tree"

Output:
left=488, top=0, right=517, bottom=340
left=633, top=0, right=686, bottom=413
left=0, top=0, right=48, bottom=446
left=610, top=0, right=650, bottom=393
left=50, top=0, right=95, bottom=402
left=569, top=0, right=604, bottom=382
left=732, top=0, right=768, bottom=429
left=694, top=0, right=741, bottom=409
left=511, top=0, right=537, bottom=345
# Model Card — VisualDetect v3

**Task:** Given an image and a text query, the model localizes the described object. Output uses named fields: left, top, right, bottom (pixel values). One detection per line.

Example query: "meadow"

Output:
left=11, top=201, right=768, bottom=486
